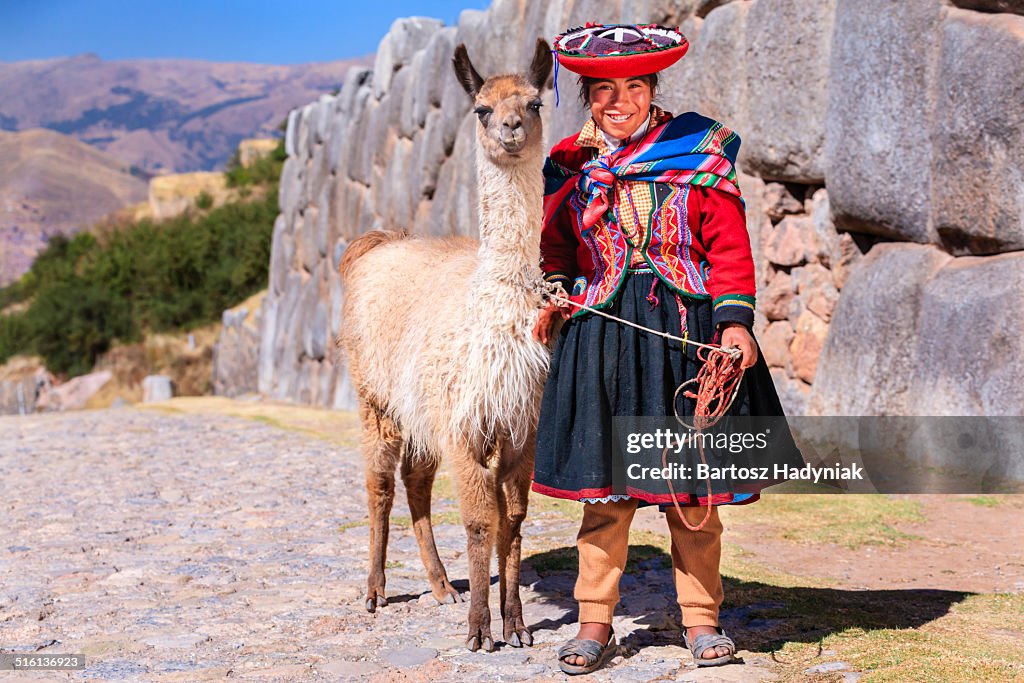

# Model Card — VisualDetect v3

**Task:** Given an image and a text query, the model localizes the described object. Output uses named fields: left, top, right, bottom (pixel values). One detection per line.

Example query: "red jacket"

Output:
left=540, top=111, right=757, bottom=331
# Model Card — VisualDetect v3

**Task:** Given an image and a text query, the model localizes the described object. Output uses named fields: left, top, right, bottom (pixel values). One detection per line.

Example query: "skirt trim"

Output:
left=530, top=480, right=761, bottom=507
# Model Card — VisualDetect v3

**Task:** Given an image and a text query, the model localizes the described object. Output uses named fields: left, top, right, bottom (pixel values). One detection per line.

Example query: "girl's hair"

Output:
left=578, top=73, right=659, bottom=107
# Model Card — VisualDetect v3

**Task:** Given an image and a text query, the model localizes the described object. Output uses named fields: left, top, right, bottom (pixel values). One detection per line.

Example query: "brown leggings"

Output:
left=575, top=498, right=723, bottom=627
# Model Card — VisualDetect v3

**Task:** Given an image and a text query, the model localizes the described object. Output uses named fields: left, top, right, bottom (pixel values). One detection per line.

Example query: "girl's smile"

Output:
left=587, top=76, right=654, bottom=140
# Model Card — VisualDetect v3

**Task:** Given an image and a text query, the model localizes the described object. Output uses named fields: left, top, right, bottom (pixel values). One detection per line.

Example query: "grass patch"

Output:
left=134, top=396, right=361, bottom=446
left=963, top=496, right=1004, bottom=508
left=722, top=494, right=925, bottom=549
left=389, top=511, right=462, bottom=529
left=528, top=490, right=585, bottom=522
left=766, top=593, right=1024, bottom=682
left=432, top=474, right=456, bottom=502
left=338, top=520, right=368, bottom=532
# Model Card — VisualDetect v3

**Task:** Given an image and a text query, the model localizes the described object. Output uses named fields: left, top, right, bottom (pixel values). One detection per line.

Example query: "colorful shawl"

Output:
left=546, top=112, right=743, bottom=230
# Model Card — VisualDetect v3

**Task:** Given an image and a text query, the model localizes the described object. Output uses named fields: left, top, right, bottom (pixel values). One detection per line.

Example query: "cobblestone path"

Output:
left=1, top=408, right=778, bottom=682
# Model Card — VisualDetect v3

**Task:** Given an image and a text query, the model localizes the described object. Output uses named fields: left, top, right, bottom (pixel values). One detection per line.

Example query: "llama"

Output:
left=336, top=40, right=553, bottom=652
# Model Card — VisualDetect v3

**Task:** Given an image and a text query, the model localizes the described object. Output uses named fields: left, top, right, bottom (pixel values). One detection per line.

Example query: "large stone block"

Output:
left=411, top=108, right=449, bottom=200
left=908, top=251, right=1024, bottom=415
left=825, top=0, right=943, bottom=243
left=345, top=92, right=378, bottom=186
left=296, top=104, right=313, bottom=160
left=384, top=138, right=416, bottom=229
left=142, top=375, right=173, bottom=403
left=269, top=214, right=292, bottom=295
left=284, top=108, right=300, bottom=158
left=296, top=208, right=320, bottom=273
left=389, top=17, right=444, bottom=68
left=743, top=0, right=835, bottom=182
left=693, top=2, right=752, bottom=141
left=257, top=294, right=278, bottom=395
left=372, top=33, right=394, bottom=99
left=738, top=172, right=768, bottom=287
left=412, top=28, right=457, bottom=130
left=315, top=185, right=331, bottom=257
left=400, top=52, right=424, bottom=140
left=770, top=367, right=811, bottom=417
left=932, top=9, right=1024, bottom=255
left=807, top=243, right=952, bottom=416
left=651, top=15, right=703, bottom=118
left=278, top=157, right=302, bottom=220
left=303, top=299, right=329, bottom=362
left=336, top=66, right=372, bottom=119
left=427, top=115, right=479, bottom=237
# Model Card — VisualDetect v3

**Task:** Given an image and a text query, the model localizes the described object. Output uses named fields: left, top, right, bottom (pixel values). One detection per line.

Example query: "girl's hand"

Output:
left=720, top=323, right=758, bottom=370
left=533, top=303, right=571, bottom=344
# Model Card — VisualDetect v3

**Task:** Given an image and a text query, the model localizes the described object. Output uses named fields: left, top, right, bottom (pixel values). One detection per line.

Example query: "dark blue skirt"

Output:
left=532, top=269, right=803, bottom=507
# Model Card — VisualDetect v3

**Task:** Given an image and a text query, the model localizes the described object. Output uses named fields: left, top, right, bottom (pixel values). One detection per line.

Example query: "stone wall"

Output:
left=245, top=0, right=1024, bottom=417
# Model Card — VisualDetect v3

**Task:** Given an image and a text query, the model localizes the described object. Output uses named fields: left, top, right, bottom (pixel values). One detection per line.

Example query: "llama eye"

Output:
left=528, top=100, right=543, bottom=113
left=474, top=106, right=493, bottom=123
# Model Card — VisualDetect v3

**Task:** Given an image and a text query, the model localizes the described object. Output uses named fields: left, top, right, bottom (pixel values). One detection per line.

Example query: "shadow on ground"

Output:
left=522, top=544, right=972, bottom=654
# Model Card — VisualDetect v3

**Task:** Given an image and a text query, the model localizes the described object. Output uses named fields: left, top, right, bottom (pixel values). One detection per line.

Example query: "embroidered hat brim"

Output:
left=554, top=24, right=689, bottom=78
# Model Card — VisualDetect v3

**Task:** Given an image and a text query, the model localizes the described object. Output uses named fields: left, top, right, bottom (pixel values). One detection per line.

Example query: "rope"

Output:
left=538, top=282, right=739, bottom=358
left=537, top=279, right=746, bottom=531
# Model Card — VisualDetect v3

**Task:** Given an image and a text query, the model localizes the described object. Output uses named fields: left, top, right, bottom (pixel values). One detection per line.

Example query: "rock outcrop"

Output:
left=147, top=172, right=231, bottom=220
left=0, top=356, right=53, bottom=416
left=243, top=0, right=1023, bottom=419
left=212, top=291, right=265, bottom=398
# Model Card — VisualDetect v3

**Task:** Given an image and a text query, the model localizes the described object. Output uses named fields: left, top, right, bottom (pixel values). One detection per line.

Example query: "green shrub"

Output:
left=0, top=173, right=279, bottom=377
left=225, top=140, right=286, bottom=188
left=0, top=313, right=32, bottom=366
left=195, top=191, right=214, bottom=210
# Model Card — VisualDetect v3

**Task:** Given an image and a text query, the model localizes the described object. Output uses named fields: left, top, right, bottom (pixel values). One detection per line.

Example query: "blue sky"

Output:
left=0, top=1, right=491, bottom=64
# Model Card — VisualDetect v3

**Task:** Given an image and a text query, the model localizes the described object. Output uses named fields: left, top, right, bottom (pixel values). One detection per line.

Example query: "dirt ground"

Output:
left=2, top=398, right=1021, bottom=682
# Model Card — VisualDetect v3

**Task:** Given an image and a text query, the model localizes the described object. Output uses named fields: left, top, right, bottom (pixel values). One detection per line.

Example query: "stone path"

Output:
left=0, top=407, right=780, bottom=682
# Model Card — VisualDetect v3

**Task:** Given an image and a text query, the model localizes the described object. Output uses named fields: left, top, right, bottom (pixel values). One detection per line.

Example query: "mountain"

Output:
left=0, top=128, right=149, bottom=286
left=0, top=53, right=371, bottom=174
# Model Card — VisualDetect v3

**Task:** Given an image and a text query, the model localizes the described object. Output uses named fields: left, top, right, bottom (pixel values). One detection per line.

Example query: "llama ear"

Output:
left=452, top=44, right=484, bottom=98
left=528, top=39, right=553, bottom=92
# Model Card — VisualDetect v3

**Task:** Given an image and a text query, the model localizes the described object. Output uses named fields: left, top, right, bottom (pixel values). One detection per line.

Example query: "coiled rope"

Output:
left=537, top=280, right=746, bottom=531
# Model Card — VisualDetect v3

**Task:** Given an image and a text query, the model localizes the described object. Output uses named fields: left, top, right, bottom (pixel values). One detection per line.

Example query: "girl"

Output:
left=531, top=23, right=801, bottom=675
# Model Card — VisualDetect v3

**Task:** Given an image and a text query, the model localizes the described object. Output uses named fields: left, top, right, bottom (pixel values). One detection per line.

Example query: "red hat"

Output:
left=553, top=23, right=689, bottom=78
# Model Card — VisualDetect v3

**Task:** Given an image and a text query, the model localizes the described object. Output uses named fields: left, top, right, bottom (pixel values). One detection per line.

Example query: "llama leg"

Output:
left=400, top=453, right=462, bottom=605
left=495, top=445, right=533, bottom=647
left=360, top=401, right=402, bottom=613
left=455, top=452, right=498, bottom=652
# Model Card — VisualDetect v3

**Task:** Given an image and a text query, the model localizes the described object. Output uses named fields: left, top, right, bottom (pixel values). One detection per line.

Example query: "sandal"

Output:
left=683, top=626, right=736, bottom=667
left=557, top=627, right=617, bottom=675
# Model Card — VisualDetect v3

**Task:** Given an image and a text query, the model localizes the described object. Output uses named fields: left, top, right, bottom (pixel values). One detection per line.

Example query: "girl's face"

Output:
left=587, top=76, right=653, bottom=140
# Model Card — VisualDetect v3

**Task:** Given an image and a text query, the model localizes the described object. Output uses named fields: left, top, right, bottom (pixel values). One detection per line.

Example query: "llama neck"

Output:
left=474, top=144, right=544, bottom=291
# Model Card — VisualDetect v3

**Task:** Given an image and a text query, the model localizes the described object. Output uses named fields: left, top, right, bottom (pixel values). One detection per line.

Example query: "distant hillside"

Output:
left=0, top=128, right=148, bottom=286
left=0, top=53, right=371, bottom=174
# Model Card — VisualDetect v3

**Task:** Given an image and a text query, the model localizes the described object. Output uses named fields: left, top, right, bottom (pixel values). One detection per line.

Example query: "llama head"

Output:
left=452, top=39, right=552, bottom=166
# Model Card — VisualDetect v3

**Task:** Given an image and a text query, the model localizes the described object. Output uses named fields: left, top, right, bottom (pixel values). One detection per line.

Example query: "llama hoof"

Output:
left=435, top=586, right=464, bottom=605
left=504, top=623, right=533, bottom=648
left=364, top=593, right=387, bottom=612
left=466, top=633, right=495, bottom=652
left=506, top=629, right=533, bottom=648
